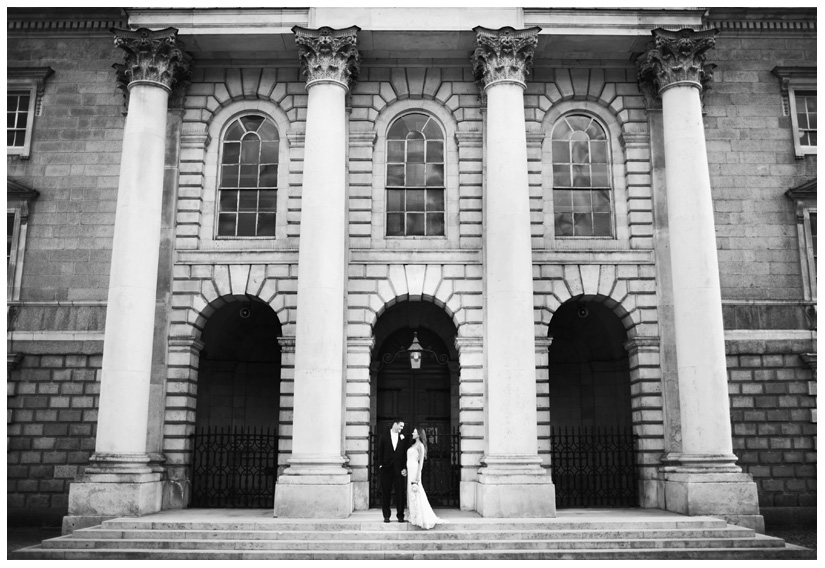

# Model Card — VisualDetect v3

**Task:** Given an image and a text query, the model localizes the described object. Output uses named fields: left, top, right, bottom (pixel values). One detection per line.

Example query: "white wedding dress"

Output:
left=406, top=444, right=441, bottom=529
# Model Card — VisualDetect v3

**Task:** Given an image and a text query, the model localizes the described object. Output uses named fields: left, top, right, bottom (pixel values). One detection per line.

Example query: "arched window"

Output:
left=217, top=115, right=279, bottom=237
left=551, top=115, right=613, bottom=237
left=386, top=113, right=445, bottom=236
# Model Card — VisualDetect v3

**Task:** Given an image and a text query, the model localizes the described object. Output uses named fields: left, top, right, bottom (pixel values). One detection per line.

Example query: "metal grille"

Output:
left=550, top=426, right=638, bottom=508
left=190, top=426, right=278, bottom=508
left=369, top=428, right=460, bottom=508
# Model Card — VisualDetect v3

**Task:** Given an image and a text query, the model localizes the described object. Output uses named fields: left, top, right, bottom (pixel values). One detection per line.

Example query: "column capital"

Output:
left=112, top=27, right=191, bottom=97
left=293, top=25, right=361, bottom=91
left=636, top=28, right=718, bottom=97
left=472, top=26, right=540, bottom=93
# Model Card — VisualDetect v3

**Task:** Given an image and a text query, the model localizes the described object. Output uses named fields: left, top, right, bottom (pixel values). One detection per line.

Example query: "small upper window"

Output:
left=216, top=115, right=279, bottom=238
left=772, top=67, right=816, bottom=158
left=7, top=179, right=39, bottom=301
left=7, top=67, right=53, bottom=159
left=551, top=114, right=613, bottom=237
left=386, top=113, right=445, bottom=237
left=786, top=179, right=817, bottom=302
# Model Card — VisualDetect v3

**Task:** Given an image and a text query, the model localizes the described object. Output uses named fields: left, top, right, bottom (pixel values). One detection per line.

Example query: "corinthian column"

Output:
left=273, top=26, right=360, bottom=518
left=65, top=28, right=190, bottom=532
left=471, top=26, right=555, bottom=518
left=638, top=28, right=761, bottom=529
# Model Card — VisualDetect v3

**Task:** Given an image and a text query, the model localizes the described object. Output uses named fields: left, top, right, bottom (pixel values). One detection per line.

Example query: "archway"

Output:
left=191, top=296, right=282, bottom=508
left=369, top=301, right=460, bottom=508
left=548, top=297, right=637, bottom=507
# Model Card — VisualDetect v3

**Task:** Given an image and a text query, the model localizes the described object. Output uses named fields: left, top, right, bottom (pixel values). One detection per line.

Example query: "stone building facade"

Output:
left=7, top=7, right=816, bottom=531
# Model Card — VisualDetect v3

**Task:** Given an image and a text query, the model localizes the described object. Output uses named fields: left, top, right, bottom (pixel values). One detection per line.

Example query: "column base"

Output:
left=63, top=453, right=163, bottom=534
left=662, top=470, right=762, bottom=531
left=273, top=475, right=353, bottom=518
left=476, top=455, right=556, bottom=517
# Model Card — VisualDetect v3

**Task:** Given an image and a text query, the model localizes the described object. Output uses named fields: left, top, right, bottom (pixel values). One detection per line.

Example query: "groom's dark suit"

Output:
left=377, top=427, right=408, bottom=521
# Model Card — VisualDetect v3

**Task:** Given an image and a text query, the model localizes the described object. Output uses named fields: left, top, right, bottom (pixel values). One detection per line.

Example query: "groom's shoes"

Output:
left=398, top=518, right=406, bottom=523
left=383, top=518, right=390, bottom=523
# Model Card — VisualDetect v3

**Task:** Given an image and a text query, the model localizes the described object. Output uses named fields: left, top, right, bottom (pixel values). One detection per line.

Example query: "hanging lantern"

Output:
left=408, top=331, right=423, bottom=369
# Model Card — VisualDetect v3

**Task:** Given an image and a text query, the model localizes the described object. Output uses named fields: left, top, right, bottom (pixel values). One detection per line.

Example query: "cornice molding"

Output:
left=8, top=16, right=127, bottom=34
left=708, top=18, right=815, bottom=34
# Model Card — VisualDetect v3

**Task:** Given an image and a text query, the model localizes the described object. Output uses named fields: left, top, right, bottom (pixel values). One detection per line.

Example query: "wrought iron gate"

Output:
left=369, top=428, right=460, bottom=508
left=190, top=426, right=278, bottom=508
left=550, top=426, right=638, bottom=508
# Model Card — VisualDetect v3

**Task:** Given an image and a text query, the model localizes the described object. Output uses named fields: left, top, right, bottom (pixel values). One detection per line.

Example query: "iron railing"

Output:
left=550, top=425, right=638, bottom=508
left=369, top=428, right=460, bottom=508
left=190, top=426, right=278, bottom=508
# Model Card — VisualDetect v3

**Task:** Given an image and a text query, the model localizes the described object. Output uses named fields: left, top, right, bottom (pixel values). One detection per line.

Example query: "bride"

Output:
left=406, top=427, right=441, bottom=529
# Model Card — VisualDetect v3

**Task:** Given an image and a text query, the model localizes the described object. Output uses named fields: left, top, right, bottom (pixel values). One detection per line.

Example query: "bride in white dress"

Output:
left=406, top=427, right=442, bottom=529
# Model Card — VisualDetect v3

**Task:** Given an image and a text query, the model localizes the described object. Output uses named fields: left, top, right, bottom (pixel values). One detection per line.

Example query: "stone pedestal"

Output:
left=472, top=26, right=555, bottom=518
left=65, top=28, right=189, bottom=532
left=638, top=27, right=761, bottom=527
left=273, top=26, right=360, bottom=518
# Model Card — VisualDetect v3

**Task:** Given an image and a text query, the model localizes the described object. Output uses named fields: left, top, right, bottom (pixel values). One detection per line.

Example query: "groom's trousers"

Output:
left=380, top=465, right=406, bottom=520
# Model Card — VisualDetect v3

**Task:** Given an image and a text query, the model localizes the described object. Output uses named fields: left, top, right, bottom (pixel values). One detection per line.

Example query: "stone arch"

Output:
left=539, top=100, right=631, bottom=244
left=370, top=99, right=462, bottom=247
left=354, top=68, right=464, bottom=119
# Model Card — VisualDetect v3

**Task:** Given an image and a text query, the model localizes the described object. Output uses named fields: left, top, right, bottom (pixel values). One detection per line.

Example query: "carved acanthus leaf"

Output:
left=293, top=26, right=361, bottom=90
left=112, top=27, right=191, bottom=97
left=472, top=26, right=540, bottom=93
left=636, top=28, right=718, bottom=95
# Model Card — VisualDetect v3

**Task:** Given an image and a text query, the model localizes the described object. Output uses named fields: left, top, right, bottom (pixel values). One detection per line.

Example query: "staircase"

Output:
left=12, top=509, right=815, bottom=560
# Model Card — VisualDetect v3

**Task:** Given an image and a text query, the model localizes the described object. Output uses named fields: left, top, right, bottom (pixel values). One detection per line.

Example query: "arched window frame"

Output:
left=201, top=101, right=291, bottom=248
left=541, top=102, right=630, bottom=248
left=371, top=101, right=460, bottom=249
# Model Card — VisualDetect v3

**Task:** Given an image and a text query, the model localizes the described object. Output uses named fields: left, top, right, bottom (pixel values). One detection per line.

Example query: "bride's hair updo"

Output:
left=416, top=427, right=428, bottom=460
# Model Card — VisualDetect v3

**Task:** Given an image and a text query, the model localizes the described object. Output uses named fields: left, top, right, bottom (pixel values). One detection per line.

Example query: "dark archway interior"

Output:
left=196, top=297, right=282, bottom=429
left=547, top=299, right=631, bottom=427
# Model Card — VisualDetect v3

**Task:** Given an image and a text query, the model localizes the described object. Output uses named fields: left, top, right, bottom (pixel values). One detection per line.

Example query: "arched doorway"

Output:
left=191, top=297, right=282, bottom=508
left=369, top=301, right=460, bottom=508
left=548, top=297, right=637, bottom=508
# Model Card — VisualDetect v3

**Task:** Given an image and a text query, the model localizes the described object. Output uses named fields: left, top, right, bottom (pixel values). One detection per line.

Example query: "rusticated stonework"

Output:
left=636, top=27, right=718, bottom=95
left=293, top=26, right=361, bottom=90
left=472, top=26, right=540, bottom=92
left=112, top=28, right=191, bottom=96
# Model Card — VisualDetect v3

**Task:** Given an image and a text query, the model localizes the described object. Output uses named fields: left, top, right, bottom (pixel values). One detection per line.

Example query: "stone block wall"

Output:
left=7, top=353, right=101, bottom=526
left=727, top=345, right=817, bottom=517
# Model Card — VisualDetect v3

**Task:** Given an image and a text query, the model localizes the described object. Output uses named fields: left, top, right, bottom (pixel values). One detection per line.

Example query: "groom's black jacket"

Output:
left=377, top=430, right=408, bottom=475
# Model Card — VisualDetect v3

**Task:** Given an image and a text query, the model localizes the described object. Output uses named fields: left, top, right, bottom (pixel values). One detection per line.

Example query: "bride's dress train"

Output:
left=406, top=446, right=441, bottom=529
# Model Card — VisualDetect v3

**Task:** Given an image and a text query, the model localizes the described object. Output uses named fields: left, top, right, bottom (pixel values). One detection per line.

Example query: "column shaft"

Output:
left=291, top=82, right=348, bottom=462
left=95, top=84, right=169, bottom=458
left=660, top=85, right=733, bottom=458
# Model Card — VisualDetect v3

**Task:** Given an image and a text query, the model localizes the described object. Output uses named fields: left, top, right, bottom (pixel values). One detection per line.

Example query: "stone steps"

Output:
left=12, top=510, right=816, bottom=560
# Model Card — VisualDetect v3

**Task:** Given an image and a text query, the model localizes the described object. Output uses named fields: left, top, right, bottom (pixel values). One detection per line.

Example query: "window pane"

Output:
left=422, top=119, right=444, bottom=140
left=591, top=163, right=610, bottom=187
left=257, top=120, right=278, bottom=141
left=7, top=114, right=15, bottom=128
left=388, top=119, right=409, bottom=140
left=222, top=142, right=241, bottom=164
left=426, top=163, right=444, bottom=187
left=592, top=189, right=611, bottom=212
left=258, top=192, right=277, bottom=211
left=7, top=131, right=15, bottom=146
left=573, top=212, right=594, bottom=236
left=552, top=141, right=570, bottom=163
left=239, top=165, right=258, bottom=188
left=555, top=212, right=573, bottom=236
left=572, top=165, right=590, bottom=187
left=406, top=163, right=425, bottom=186
left=238, top=191, right=258, bottom=211
left=590, top=141, right=608, bottom=163
left=404, top=114, right=428, bottom=133
left=257, top=213, right=276, bottom=237
left=572, top=190, right=591, bottom=211
left=221, top=165, right=239, bottom=188
left=809, top=132, right=817, bottom=145
left=18, top=95, right=30, bottom=109
left=553, top=164, right=571, bottom=187
left=566, top=115, right=591, bottom=132
left=809, top=113, right=817, bottom=129
left=586, top=120, right=606, bottom=140
left=797, top=113, right=809, bottom=129
left=426, top=189, right=445, bottom=211
left=407, top=189, right=425, bottom=211
left=571, top=140, right=589, bottom=163
left=218, top=213, right=236, bottom=236
left=553, top=119, right=572, bottom=140
left=387, top=140, right=405, bottom=162
left=387, top=189, right=405, bottom=212
left=593, top=212, right=612, bottom=236
left=426, top=140, right=443, bottom=162
left=259, top=164, right=278, bottom=187
left=260, top=141, right=279, bottom=164
left=241, top=138, right=261, bottom=164
left=554, top=189, right=573, bottom=212
left=225, top=121, right=244, bottom=141
left=406, top=213, right=426, bottom=235
left=387, top=164, right=405, bottom=186
left=427, top=213, right=445, bottom=236
left=237, top=212, right=257, bottom=236
left=387, top=212, right=404, bottom=236
left=16, top=112, right=28, bottom=128
left=407, top=139, right=425, bottom=163
left=240, top=116, right=264, bottom=132
left=7, top=96, right=17, bottom=109
left=219, top=190, right=239, bottom=211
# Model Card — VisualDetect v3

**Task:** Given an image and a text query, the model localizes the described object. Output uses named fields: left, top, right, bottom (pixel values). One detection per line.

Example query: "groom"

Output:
left=377, top=418, right=408, bottom=522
